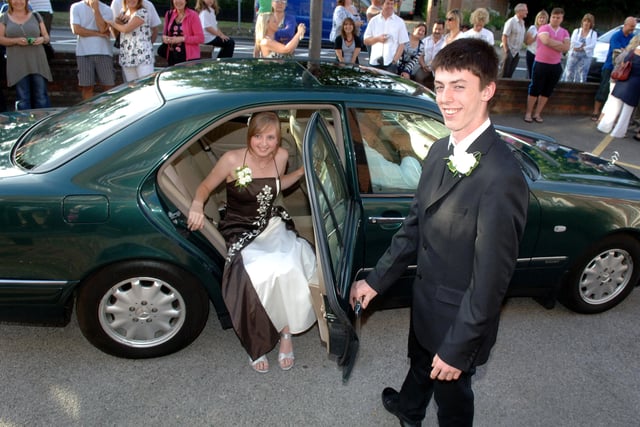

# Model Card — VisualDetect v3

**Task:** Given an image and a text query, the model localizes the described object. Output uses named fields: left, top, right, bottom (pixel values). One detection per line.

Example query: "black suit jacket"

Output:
left=366, top=125, right=529, bottom=372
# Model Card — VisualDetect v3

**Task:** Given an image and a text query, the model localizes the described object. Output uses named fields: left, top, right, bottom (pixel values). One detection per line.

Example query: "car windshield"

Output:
left=13, top=75, right=162, bottom=172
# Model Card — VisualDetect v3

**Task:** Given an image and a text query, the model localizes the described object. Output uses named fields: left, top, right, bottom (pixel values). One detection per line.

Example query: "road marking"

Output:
left=592, top=134, right=613, bottom=156
left=615, top=160, right=640, bottom=171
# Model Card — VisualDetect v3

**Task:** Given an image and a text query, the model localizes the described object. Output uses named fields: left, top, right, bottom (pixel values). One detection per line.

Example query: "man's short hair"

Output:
left=550, top=7, right=564, bottom=16
left=514, top=3, right=527, bottom=13
left=431, top=38, right=498, bottom=88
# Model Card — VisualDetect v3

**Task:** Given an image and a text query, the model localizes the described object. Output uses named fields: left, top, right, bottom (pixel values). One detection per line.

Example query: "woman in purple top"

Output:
left=524, top=8, right=570, bottom=123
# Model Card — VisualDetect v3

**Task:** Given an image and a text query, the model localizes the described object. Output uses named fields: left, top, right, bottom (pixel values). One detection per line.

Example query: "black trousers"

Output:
left=206, top=37, right=235, bottom=59
left=396, top=321, right=475, bottom=426
left=502, top=51, right=519, bottom=78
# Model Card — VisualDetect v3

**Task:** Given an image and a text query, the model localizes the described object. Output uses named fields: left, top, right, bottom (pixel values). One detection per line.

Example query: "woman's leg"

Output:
left=597, top=95, right=623, bottom=134
left=278, top=325, right=294, bottom=370
left=122, top=66, right=138, bottom=82
left=214, top=37, right=235, bottom=58
left=137, top=63, right=155, bottom=80
left=610, top=103, right=635, bottom=138
left=14, top=76, right=32, bottom=110
left=30, top=74, right=51, bottom=108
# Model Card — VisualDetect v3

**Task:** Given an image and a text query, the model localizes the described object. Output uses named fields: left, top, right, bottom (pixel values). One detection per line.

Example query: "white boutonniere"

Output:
left=234, top=165, right=252, bottom=189
left=446, top=151, right=481, bottom=177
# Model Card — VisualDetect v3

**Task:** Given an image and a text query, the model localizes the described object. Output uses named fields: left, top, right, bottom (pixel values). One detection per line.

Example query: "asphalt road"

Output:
left=1, top=292, right=639, bottom=426
left=2, top=28, right=638, bottom=427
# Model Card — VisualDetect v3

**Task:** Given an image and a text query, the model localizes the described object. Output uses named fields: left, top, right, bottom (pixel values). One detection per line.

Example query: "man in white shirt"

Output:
left=501, top=3, right=527, bottom=78
left=363, top=0, right=409, bottom=72
left=110, top=0, right=161, bottom=43
left=415, top=19, right=444, bottom=89
left=70, top=0, right=115, bottom=100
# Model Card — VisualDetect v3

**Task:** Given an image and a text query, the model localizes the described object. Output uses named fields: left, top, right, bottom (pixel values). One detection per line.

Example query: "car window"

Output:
left=349, top=108, right=449, bottom=194
left=13, top=76, right=161, bottom=172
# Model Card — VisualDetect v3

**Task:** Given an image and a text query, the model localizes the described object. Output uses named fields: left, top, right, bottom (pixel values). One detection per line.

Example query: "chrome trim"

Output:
left=0, top=279, right=69, bottom=285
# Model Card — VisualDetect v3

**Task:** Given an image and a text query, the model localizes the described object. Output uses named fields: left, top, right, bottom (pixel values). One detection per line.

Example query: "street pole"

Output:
left=309, top=0, right=322, bottom=60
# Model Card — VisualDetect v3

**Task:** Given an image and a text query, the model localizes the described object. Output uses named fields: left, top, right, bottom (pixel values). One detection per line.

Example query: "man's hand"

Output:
left=430, top=354, right=462, bottom=381
left=349, top=279, right=378, bottom=310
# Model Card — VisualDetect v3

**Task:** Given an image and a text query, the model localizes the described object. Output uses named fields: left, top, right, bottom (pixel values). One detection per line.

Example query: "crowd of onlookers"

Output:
left=0, top=0, right=638, bottom=140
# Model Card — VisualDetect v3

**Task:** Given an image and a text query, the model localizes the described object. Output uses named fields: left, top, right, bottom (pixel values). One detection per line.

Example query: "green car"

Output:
left=2, top=60, right=639, bottom=379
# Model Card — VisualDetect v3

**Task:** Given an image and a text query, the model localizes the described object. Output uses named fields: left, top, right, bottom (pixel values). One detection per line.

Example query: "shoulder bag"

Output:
left=611, top=51, right=633, bottom=81
left=156, top=11, right=170, bottom=59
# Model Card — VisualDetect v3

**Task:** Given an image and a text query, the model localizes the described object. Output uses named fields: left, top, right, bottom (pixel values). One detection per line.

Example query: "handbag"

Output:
left=157, top=43, right=168, bottom=58
left=611, top=52, right=633, bottom=81
left=156, top=11, right=170, bottom=59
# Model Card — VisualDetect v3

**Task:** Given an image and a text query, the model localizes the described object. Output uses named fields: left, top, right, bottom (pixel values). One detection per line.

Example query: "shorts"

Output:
left=528, top=61, right=563, bottom=98
left=77, top=55, right=115, bottom=87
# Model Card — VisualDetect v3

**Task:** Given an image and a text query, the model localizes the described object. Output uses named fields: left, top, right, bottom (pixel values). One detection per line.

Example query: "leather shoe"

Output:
left=381, top=387, right=422, bottom=427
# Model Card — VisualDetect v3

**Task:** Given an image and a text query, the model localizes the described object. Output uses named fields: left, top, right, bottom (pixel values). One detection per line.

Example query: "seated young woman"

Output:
left=187, top=111, right=316, bottom=373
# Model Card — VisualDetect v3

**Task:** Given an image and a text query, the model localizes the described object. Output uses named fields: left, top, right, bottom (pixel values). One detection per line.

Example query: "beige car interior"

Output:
left=157, top=106, right=343, bottom=347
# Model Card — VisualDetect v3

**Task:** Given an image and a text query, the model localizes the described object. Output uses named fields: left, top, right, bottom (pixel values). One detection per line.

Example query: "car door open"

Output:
left=303, top=112, right=362, bottom=383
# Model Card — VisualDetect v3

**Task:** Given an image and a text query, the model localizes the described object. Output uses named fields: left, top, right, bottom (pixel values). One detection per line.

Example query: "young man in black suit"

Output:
left=350, top=38, right=529, bottom=427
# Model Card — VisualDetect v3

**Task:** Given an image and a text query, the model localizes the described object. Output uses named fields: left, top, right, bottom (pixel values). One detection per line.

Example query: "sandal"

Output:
left=523, top=116, right=533, bottom=123
left=533, top=116, right=543, bottom=123
left=591, top=113, right=600, bottom=122
left=278, top=333, right=295, bottom=371
left=249, top=355, right=269, bottom=374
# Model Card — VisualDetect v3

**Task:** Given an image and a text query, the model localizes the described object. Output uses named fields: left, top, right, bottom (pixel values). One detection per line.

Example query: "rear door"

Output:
left=303, top=112, right=362, bottom=382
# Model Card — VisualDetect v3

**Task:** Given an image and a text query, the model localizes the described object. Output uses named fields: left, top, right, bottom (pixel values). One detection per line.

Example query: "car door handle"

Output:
left=368, top=216, right=405, bottom=224
left=368, top=216, right=405, bottom=230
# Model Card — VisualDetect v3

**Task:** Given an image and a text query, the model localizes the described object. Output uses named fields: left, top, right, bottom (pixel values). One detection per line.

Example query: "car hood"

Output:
left=497, top=125, right=640, bottom=189
left=524, top=137, right=639, bottom=187
left=0, top=109, right=63, bottom=178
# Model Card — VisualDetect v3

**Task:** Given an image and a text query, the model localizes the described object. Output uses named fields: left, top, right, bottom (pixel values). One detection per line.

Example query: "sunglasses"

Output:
left=446, top=17, right=456, bottom=21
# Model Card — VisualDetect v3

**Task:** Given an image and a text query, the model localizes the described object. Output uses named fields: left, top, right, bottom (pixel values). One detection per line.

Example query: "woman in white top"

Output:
left=196, top=0, right=234, bottom=58
left=107, top=0, right=153, bottom=82
left=460, top=8, right=494, bottom=46
left=561, top=13, right=597, bottom=83
left=443, top=8, right=463, bottom=45
left=525, top=10, right=549, bottom=79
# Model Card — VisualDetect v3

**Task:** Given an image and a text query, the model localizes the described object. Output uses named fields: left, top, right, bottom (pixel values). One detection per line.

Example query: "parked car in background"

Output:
left=2, top=60, right=640, bottom=379
left=587, top=19, right=640, bottom=83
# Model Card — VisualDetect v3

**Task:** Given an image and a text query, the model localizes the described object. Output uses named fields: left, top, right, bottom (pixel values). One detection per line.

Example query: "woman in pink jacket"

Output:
left=162, top=0, right=204, bottom=65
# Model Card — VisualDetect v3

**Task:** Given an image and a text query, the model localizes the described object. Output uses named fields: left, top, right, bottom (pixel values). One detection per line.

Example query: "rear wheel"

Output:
left=76, top=261, right=209, bottom=358
left=561, top=236, right=640, bottom=313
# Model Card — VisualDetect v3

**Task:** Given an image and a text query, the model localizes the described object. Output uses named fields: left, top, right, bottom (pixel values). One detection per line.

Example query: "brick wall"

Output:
left=4, top=51, right=598, bottom=115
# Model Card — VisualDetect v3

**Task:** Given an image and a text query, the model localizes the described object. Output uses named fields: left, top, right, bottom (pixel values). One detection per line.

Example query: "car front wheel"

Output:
left=561, top=235, right=640, bottom=314
left=76, top=261, right=209, bottom=358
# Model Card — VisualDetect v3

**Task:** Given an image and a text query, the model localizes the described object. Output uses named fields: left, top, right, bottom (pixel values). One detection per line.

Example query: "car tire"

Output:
left=76, top=260, right=209, bottom=358
left=561, top=235, right=640, bottom=314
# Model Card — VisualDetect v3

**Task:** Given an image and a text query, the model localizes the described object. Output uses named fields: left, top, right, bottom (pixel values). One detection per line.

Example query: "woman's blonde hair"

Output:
left=195, top=0, right=219, bottom=14
left=469, top=8, right=489, bottom=26
left=255, top=12, right=272, bottom=47
left=247, top=112, right=281, bottom=148
left=534, top=10, right=549, bottom=27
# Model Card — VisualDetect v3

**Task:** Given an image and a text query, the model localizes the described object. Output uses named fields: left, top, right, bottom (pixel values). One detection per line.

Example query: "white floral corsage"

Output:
left=446, top=151, right=481, bottom=177
left=234, top=165, right=253, bottom=189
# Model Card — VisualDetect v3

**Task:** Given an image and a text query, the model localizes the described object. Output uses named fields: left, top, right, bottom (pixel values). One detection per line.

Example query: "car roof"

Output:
left=156, top=59, right=433, bottom=102
left=597, top=19, right=640, bottom=42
